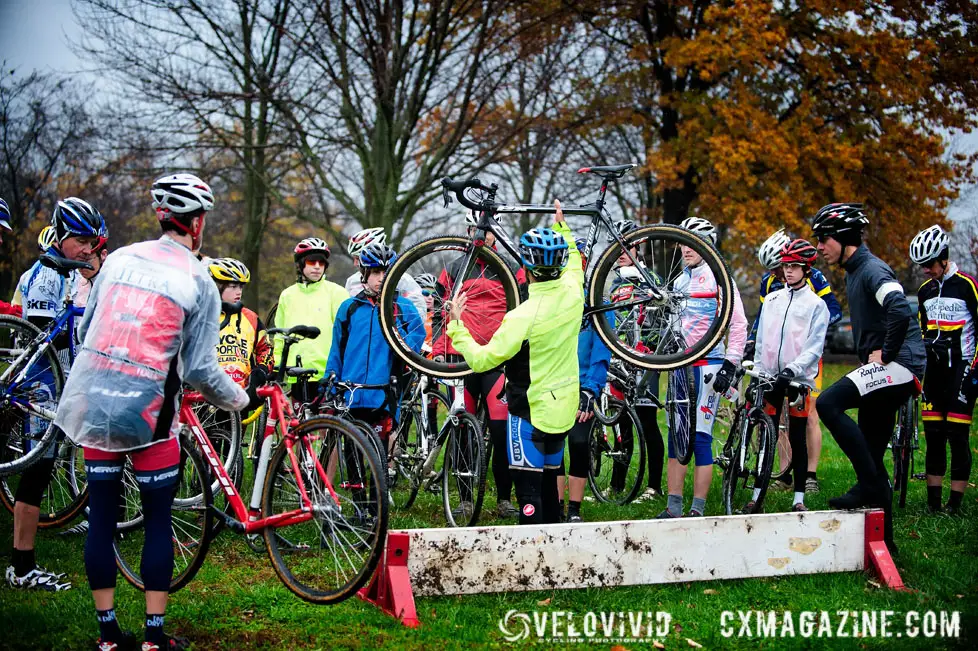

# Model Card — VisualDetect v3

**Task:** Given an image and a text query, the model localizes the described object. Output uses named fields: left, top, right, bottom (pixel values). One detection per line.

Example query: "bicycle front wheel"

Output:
left=722, top=410, right=776, bottom=515
left=114, top=441, right=213, bottom=593
left=666, top=365, right=697, bottom=465
left=442, top=410, right=486, bottom=527
left=262, top=416, right=388, bottom=604
left=587, top=401, right=646, bottom=504
left=893, top=400, right=914, bottom=509
left=0, top=315, right=65, bottom=477
left=589, top=225, right=735, bottom=370
left=379, top=235, right=521, bottom=378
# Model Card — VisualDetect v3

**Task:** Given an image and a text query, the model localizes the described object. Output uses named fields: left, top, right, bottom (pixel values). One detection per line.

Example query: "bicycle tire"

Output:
left=379, top=235, right=521, bottom=378
left=114, top=441, right=214, bottom=593
left=0, top=314, right=65, bottom=478
left=722, top=409, right=776, bottom=514
left=588, top=225, right=735, bottom=370
left=442, top=410, right=487, bottom=527
left=666, top=365, right=696, bottom=465
left=894, top=399, right=914, bottom=509
left=587, top=401, right=646, bottom=504
left=263, top=416, right=388, bottom=604
left=396, top=389, right=451, bottom=511
left=0, top=438, right=88, bottom=528
left=775, top=407, right=792, bottom=477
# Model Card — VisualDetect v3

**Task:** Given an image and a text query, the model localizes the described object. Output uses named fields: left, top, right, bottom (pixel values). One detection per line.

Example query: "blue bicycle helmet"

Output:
left=358, top=242, right=398, bottom=268
left=52, top=197, right=105, bottom=242
left=519, top=228, right=568, bottom=279
left=0, top=198, right=11, bottom=232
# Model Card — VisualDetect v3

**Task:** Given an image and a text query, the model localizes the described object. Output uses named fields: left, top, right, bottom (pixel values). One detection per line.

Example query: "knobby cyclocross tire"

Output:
left=114, top=441, right=214, bottom=593
left=893, top=399, right=915, bottom=509
left=0, top=439, right=88, bottom=528
left=587, top=400, right=646, bottom=504
left=588, top=225, right=735, bottom=370
left=666, top=365, right=697, bottom=465
left=262, top=416, right=388, bottom=604
left=442, top=410, right=487, bottom=527
left=0, top=314, right=65, bottom=478
left=379, top=235, right=521, bottom=378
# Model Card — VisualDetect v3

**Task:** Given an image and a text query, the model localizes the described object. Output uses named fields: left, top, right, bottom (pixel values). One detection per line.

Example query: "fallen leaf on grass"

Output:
left=703, top=589, right=717, bottom=595
left=957, top=594, right=964, bottom=599
left=537, top=597, right=552, bottom=606
left=868, top=580, right=881, bottom=589
left=673, top=623, right=683, bottom=634
left=610, top=646, right=629, bottom=651
left=923, top=552, right=929, bottom=559
left=686, top=638, right=703, bottom=648
left=653, top=642, right=665, bottom=649
left=908, top=530, right=920, bottom=539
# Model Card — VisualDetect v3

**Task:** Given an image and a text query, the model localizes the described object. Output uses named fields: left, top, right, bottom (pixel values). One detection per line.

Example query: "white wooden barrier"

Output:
left=400, top=510, right=866, bottom=597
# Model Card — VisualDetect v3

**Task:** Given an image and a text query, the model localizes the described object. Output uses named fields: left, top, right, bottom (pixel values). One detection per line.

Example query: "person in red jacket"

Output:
left=431, top=210, right=525, bottom=519
left=0, top=198, right=22, bottom=317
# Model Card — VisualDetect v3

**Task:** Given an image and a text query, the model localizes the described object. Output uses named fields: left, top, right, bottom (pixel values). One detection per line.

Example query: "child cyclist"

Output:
left=658, top=217, right=748, bottom=519
left=447, top=201, right=584, bottom=525
left=324, top=242, right=425, bottom=467
left=208, top=257, right=274, bottom=406
left=557, top=239, right=612, bottom=523
left=748, top=227, right=841, bottom=494
left=345, top=227, right=426, bottom=317
left=749, top=239, right=829, bottom=513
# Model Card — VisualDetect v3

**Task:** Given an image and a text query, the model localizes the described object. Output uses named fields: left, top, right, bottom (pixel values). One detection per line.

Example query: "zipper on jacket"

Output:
left=775, top=289, right=794, bottom=371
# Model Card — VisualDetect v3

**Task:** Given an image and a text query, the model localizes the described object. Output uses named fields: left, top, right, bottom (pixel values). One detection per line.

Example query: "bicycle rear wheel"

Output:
left=0, top=438, right=88, bottom=528
left=379, top=236, right=521, bottom=378
left=442, top=410, right=486, bottom=526
left=587, top=401, right=646, bottom=504
left=114, top=441, right=213, bottom=593
left=0, top=315, right=64, bottom=478
left=893, top=399, right=914, bottom=509
left=666, top=365, right=696, bottom=465
left=263, top=416, right=387, bottom=604
left=722, top=410, right=776, bottom=515
left=589, top=225, right=735, bottom=370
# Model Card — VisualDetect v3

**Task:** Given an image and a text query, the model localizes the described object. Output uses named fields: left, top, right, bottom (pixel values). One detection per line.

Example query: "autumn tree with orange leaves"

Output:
left=563, top=0, right=978, bottom=276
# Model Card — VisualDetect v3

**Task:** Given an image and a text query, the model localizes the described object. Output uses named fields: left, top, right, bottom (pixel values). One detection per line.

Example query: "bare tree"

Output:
left=73, top=0, right=310, bottom=304
left=0, top=68, right=96, bottom=296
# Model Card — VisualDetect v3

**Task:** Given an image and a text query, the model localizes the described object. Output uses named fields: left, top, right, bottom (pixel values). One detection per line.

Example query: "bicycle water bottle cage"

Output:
left=576, top=164, right=636, bottom=179
left=39, top=253, right=94, bottom=277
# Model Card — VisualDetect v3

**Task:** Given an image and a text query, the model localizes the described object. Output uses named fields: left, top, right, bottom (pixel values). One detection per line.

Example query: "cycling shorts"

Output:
left=922, top=362, right=973, bottom=425
left=464, top=370, right=507, bottom=421
left=83, top=438, right=181, bottom=490
left=506, top=413, right=566, bottom=471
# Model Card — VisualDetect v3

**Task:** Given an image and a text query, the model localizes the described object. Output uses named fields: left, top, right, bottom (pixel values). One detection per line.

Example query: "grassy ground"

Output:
left=1, top=363, right=976, bottom=649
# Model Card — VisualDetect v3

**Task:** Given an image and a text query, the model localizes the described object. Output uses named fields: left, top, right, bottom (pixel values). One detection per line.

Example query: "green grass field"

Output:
left=1, top=363, right=976, bottom=649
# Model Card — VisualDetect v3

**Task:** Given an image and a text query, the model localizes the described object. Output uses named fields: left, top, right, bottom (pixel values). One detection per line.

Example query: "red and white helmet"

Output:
left=294, top=237, right=330, bottom=264
left=347, top=227, right=386, bottom=257
left=152, top=174, right=215, bottom=216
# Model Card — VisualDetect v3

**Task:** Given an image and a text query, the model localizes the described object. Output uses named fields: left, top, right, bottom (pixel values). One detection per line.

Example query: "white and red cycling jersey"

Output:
left=671, top=261, right=748, bottom=365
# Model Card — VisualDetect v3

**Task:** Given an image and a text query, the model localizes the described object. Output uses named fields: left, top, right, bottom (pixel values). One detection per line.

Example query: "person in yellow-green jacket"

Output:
left=274, top=237, right=350, bottom=402
left=447, top=201, right=584, bottom=525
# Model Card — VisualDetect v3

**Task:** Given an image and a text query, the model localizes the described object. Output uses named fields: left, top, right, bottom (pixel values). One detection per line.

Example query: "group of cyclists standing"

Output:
left=0, top=174, right=973, bottom=649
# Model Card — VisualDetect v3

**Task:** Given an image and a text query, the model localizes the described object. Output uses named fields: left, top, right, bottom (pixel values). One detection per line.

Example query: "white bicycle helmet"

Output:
left=909, top=225, right=949, bottom=265
left=680, top=216, right=717, bottom=244
left=348, top=227, right=386, bottom=257
left=152, top=174, right=215, bottom=215
left=758, top=228, right=791, bottom=269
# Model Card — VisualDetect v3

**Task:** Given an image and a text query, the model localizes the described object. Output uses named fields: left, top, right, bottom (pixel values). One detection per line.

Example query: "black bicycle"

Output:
left=891, top=392, right=923, bottom=509
left=377, top=164, right=735, bottom=378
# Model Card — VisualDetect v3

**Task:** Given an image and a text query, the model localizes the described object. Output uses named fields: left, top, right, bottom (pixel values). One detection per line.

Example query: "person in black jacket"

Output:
left=812, top=203, right=925, bottom=554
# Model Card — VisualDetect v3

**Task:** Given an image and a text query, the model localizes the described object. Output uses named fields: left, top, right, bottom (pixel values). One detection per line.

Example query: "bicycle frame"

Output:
left=182, top=385, right=334, bottom=534
left=0, top=284, right=84, bottom=422
left=444, top=170, right=668, bottom=315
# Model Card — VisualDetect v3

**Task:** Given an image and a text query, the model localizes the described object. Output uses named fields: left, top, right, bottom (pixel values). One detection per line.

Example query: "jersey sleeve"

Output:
left=786, top=301, right=829, bottom=379
left=958, top=273, right=978, bottom=367
left=395, top=295, right=426, bottom=354
left=869, top=265, right=912, bottom=365
left=447, top=301, right=535, bottom=373
left=724, top=281, right=748, bottom=364
left=253, top=316, right=274, bottom=373
left=810, top=269, right=842, bottom=326
left=325, top=299, right=352, bottom=379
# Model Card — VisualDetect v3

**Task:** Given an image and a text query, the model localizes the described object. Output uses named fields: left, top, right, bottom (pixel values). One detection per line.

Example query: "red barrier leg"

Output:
left=358, top=532, right=420, bottom=627
left=864, top=509, right=907, bottom=591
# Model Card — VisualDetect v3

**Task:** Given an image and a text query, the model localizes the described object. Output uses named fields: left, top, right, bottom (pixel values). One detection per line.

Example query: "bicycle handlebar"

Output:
left=739, top=361, right=808, bottom=392
left=441, top=176, right=497, bottom=212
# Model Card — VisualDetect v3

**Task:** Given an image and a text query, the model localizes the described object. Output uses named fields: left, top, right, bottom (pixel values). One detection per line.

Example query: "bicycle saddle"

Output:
left=39, top=253, right=94, bottom=277
left=577, top=164, right=636, bottom=178
left=287, top=367, right=318, bottom=379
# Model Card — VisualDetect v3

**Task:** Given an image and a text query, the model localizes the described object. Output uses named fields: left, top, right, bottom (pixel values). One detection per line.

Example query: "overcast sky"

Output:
left=1, top=0, right=974, bottom=221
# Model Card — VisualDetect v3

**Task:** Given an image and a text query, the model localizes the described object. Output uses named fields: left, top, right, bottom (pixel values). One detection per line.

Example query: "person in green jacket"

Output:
left=274, top=237, right=351, bottom=401
left=447, top=201, right=584, bottom=525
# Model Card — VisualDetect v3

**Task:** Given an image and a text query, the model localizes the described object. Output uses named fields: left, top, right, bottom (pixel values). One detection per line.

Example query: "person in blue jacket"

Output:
left=557, top=240, right=612, bottom=522
left=325, top=242, right=424, bottom=459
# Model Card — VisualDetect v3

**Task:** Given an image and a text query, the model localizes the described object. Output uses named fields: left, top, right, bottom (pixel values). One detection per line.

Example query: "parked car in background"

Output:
left=824, top=294, right=917, bottom=355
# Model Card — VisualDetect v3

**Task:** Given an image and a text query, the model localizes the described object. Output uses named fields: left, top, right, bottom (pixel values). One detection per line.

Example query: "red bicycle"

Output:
left=113, top=325, right=389, bottom=604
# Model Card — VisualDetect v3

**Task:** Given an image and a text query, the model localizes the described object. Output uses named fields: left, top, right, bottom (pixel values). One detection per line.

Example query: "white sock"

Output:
left=752, top=488, right=761, bottom=501
left=794, top=491, right=805, bottom=505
